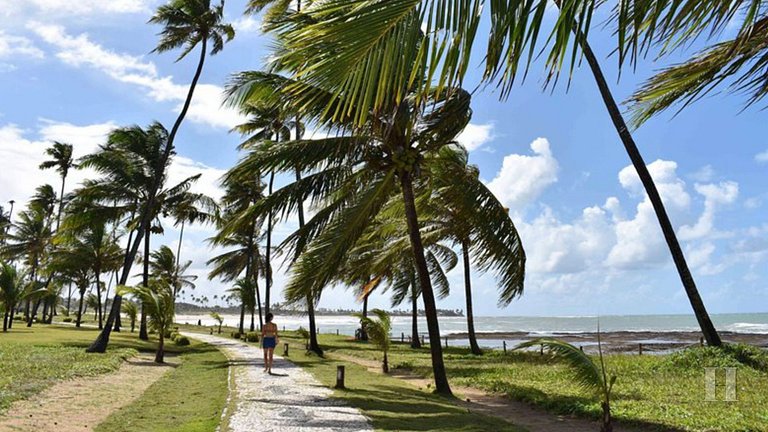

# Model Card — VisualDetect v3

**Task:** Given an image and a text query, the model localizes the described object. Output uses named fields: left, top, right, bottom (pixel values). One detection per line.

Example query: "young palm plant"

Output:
left=514, top=337, right=616, bottom=432
left=121, top=280, right=175, bottom=363
left=121, top=301, right=139, bottom=333
left=354, top=309, right=392, bottom=373
left=210, top=311, right=224, bottom=333
left=1, top=263, right=25, bottom=331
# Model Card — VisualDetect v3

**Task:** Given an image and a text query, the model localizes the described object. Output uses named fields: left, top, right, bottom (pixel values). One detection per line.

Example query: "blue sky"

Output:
left=1, top=0, right=766, bottom=317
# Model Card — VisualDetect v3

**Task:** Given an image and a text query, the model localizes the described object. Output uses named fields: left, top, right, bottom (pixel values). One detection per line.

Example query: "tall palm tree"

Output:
left=226, top=80, right=474, bottom=394
left=269, top=0, right=723, bottom=346
left=422, top=146, right=526, bottom=355
left=168, top=192, right=216, bottom=279
left=39, top=142, right=76, bottom=231
left=88, top=0, right=234, bottom=353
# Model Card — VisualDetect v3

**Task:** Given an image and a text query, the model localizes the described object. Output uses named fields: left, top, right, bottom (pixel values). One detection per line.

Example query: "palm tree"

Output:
left=226, top=80, right=474, bottom=394
left=210, top=311, right=224, bottom=333
left=121, top=301, right=139, bottom=332
left=354, top=309, right=392, bottom=373
left=422, top=146, right=526, bottom=355
left=39, top=142, right=76, bottom=231
left=1, top=263, right=24, bottom=331
left=515, top=337, right=616, bottom=432
left=149, top=245, right=197, bottom=302
left=226, top=278, right=256, bottom=333
left=88, top=0, right=234, bottom=353
left=168, top=192, right=216, bottom=283
left=122, top=280, right=175, bottom=363
left=269, top=0, right=723, bottom=346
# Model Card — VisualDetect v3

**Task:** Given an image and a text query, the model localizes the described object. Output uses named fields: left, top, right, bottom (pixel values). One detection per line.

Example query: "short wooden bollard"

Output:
left=336, top=329, right=339, bottom=336
left=283, top=325, right=285, bottom=332
left=284, top=343, right=289, bottom=356
left=335, top=365, right=346, bottom=389
left=445, top=337, right=448, bottom=347
left=401, top=332, right=404, bottom=343
left=421, top=335, right=425, bottom=345
left=503, top=341, right=507, bottom=354
left=639, top=343, right=643, bottom=355
left=700, top=337, right=704, bottom=347
left=540, top=344, right=544, bottom=355
left=579, top=346, right=584, bottom=352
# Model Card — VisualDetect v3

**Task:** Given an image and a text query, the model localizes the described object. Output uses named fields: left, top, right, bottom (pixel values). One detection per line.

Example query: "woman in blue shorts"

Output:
left=261, top=313, right=278, bottom=373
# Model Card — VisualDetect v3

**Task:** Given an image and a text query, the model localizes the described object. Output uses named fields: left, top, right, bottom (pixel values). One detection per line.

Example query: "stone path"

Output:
left=185, top=333, right=372, bottom=432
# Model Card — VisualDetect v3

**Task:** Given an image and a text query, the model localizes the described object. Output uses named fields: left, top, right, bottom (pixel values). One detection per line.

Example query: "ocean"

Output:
left=177, top=312, right=768, bottom=349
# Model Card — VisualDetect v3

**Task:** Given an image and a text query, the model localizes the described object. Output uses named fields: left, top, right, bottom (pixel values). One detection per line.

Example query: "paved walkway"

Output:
left=185, top=333, right=372, bottom=432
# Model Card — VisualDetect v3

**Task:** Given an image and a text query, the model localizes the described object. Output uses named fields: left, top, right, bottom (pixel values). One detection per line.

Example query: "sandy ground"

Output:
left=184, top=333, right=372, bottom=432
left=0, top=354, right=174, bottom=432
left=330, top=353, right=656, bottom=432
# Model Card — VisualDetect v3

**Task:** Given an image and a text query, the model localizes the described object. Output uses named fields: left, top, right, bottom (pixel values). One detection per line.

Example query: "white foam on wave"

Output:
left=724, top=322, right=768, bottom=334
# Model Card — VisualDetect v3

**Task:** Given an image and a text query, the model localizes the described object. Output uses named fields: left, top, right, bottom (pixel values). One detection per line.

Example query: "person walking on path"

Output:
left=261, top=313, right=279, bottom=373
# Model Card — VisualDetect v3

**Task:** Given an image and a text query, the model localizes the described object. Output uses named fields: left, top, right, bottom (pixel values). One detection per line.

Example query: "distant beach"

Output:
left=177, top=312, right=768, bottom=353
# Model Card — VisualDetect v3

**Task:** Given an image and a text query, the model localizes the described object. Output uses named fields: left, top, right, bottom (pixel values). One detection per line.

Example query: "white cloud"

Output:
left=0, top=31, right=45, bottom=60
left=232, top=16, right=261, bottom=34
left=678, top=181, right=738, bottom=241
left=456, top=123, right=494, bottom=152
left=28, top=23, right=244, bottom=130
left=690, top=164, right=715, bottom=182
left=487, top=137, right=558, bottom=212
left=756, top=149, right=768, bottom=163
left=607, top=160, right=691, bottom=269
left=6, top=0, right=153, bottom=18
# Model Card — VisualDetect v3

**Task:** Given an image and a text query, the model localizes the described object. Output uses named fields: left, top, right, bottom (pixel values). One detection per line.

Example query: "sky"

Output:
left=0, top=0, right=766, bottom=317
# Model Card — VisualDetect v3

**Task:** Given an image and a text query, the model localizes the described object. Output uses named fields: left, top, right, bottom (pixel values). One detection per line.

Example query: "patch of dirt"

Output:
left=329, top=353, right=650, bottom=432
left=0, top=354, right=174, bottom=432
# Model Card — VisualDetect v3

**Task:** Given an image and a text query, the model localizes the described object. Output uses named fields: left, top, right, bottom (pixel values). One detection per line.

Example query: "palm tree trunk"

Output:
left=383, top=351, right=389, bottom=373
left=399, top=170, right=450, bottom=395
left=95, top=268, right=103, bottom=329
left=462, top=241, right=482, bottom=355
left=174, top=220, right=185, bottom=304
left=3, top=309, right=9, bottom=332
left=410, top=290, right=421, bottom=349
left=88, top=37, right=208, bottom=353
left=139, top=229, right=150, bottom=341
left=155, top=334, right=165, bottom=364
left=254, top=278, right=263, bottom=330
left=265, top=171, right=274, bottom=317
left=76, top=289, right=85, bottom=327
left=66, top=282, right=72, bottom=315
left=238, top=303, right=245, bottom=334
left=576, top=34, right=722, bottom=346
left=27, top=299, right=41, bottom=327
left=245, top=219, right=263, bottom=329
left=250, top=307, right=255, bottom=332
left=360, top=294, right=369, bottom=341
left=294, top=168, right=322, bottom=356
left=8, top=306, right=14, bottom=329
left=56, top=174, right=66, bottom=232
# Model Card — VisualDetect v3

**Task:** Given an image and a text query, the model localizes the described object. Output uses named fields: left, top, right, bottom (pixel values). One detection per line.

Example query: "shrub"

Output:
left=170, top=332, right=180, bottom=341
left=231, top=331, right=241, bottom=339
left=174, top=336, right=190, bottom=346
left=62, top=317, right=73, bottom=323
left=723, top=343, right=768, bottom=371
left=245, top=332, right=259, bottom=343
left=13, top=316, right=22, bottom=321
left=163, top=330, right=173, bottom=339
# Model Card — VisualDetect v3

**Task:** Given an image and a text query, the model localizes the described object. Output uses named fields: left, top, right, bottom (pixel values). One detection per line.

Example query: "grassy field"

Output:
left=0, top=324, right=228, bottom=432
left=179, top=323, right=527, bottom=431
left=95, top=340, right=228, bottom=432
left=280, top=333, right=768, bottom=432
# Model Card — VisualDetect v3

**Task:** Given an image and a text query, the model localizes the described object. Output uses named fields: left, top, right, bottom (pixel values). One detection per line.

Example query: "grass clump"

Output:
left=174, top=336, right=190, bottom=346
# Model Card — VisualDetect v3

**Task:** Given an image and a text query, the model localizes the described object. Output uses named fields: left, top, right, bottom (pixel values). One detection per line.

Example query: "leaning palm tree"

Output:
left=168, top=192, right=216, bottom=281
left=269, top=0, right=722, bottom=346
left=514, top=337, right=616, bottom=432
left=121, top=280, right=175, bottom=363
left=39, top=142, right=76, bottom=231
left=88, top=0, right=234, bottom=353
left=354, top=309, right=392, bottom=373
left=226, top=278, right=256, bottom=334
left=1, top=263, right=25, bottom=331
left=210, top=311, right=224, bottom=333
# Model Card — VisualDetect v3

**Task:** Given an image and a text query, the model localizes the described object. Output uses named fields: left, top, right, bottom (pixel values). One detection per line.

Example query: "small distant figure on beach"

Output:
left=261, top=313, right=279, bottom=373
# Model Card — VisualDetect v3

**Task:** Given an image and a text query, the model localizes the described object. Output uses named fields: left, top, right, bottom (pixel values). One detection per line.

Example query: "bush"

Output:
left=170, top=332, right=180, bottom=341
left=13, top=316, right=22, bottom=321
left=231, top=331, right=241, bottom=339
left=174, top=336, right=190, bottom=346
left=666, top=344, right=768, bottom=371
left=245, top=332, right=259, bottom=343
left=723, top=343, right=768, bottom=371
left=62, top=317, right=73, bottom=323
left=163, top=330, right=173, bottom=339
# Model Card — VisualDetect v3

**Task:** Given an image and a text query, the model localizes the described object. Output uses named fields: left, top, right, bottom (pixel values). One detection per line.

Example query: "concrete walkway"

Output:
left=185, top=333, right=372, bottom=432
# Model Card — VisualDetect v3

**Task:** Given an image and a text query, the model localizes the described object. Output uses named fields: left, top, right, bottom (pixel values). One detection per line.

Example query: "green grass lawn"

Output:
left=95, top=340, right=228, bottom=432
left=290, top=333, right=768, bottom=432
left=0, top=324, right=228, bottom=432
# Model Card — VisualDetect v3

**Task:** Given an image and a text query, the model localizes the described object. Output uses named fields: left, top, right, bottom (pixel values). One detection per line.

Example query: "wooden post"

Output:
left=335, top=365, right=345, bottom=389
left=503, top=340, right=507, bottom=354
left=401, top=332, right=404, bottom=343
left=639, top=343, right=643, bottom=355
left=282, top=325, right=285, bottom=332
left=336, top=329, right=339, bottom=336
left=283, top=343, right=289, bottom=356
left=540, top=344, right=544, bottom=356
left=421, top=335, right=425, bottom=345
left=700, top=337, right=704, bottom=347
left=579, top=345, right=584, bottom=352
left=445, top=336, right=448, bottom=347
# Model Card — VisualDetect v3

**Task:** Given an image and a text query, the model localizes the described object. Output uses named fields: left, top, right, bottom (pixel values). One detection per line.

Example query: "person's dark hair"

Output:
left=266, top=313, right=274, bottom=323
